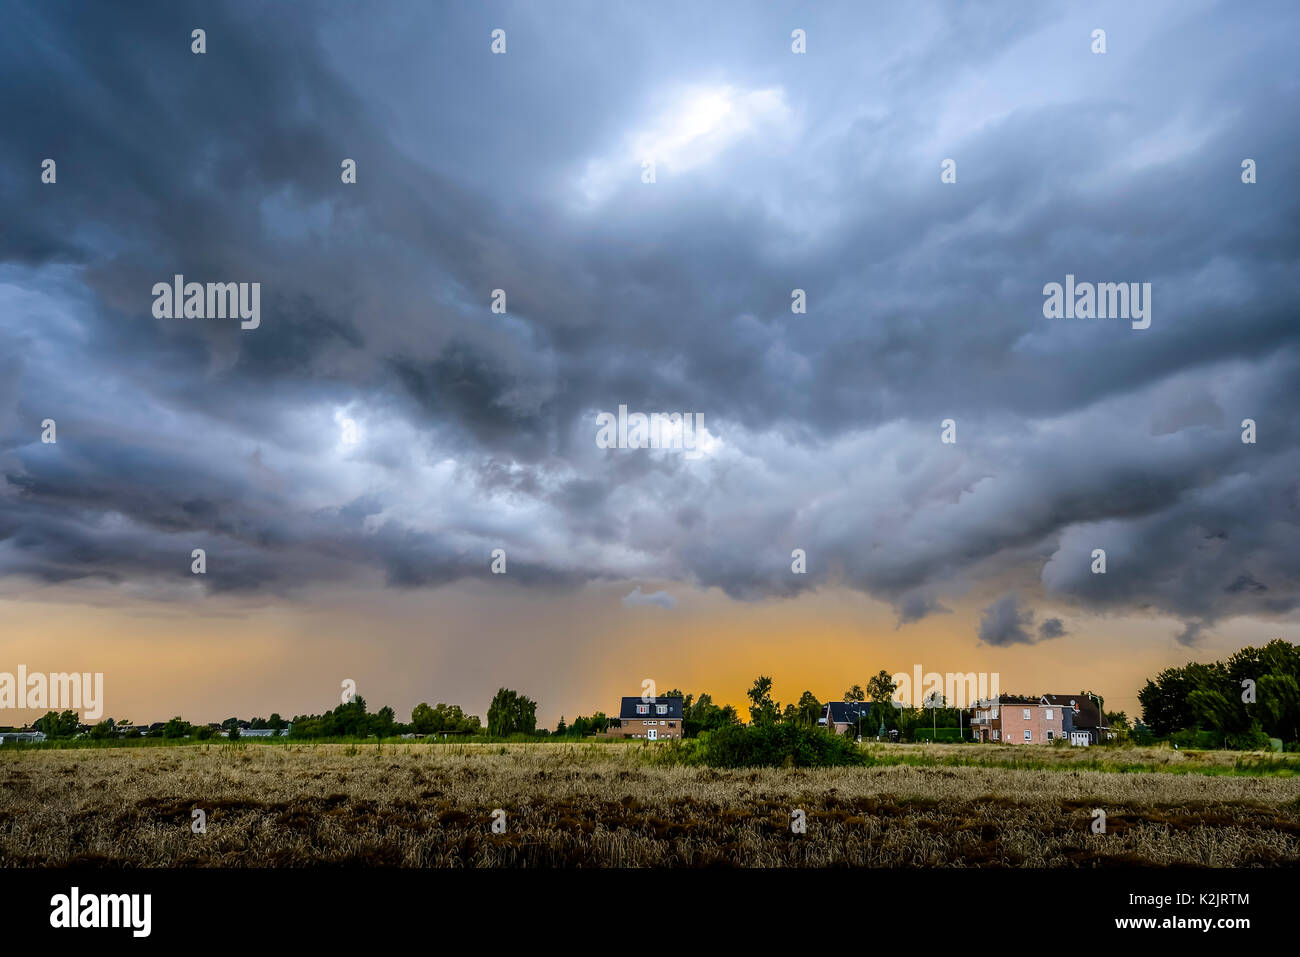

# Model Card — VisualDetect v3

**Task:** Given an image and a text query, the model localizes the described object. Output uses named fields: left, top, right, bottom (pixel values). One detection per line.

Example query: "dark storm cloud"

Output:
left=978, top=594, right=1069, bottom=647
left=1038, top=618, right=1068, bottom=640
left=1, top=0, right=1298, bottom=645
left=978, top=593, right=1036, bottom=647
left=896, top=593, right=951, bottom=627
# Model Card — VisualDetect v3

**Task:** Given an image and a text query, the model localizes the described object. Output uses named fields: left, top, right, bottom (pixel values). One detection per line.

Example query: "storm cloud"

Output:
left=2, top=0, right=1298, bottom=652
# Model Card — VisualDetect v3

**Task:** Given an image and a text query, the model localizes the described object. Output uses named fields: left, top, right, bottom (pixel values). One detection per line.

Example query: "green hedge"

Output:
left=912, top=728, right=966, bottom=742
left=652, top=724, right=865, bottom=768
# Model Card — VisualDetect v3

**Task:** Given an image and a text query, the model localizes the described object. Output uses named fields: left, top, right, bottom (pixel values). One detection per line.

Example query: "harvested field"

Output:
left=2, top=742, right=1297, bottom=867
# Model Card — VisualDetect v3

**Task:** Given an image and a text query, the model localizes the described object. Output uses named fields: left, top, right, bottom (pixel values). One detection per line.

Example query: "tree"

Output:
left=795, top=691, right=822, bottom=729
left=1139, top=640, right=1300, bottom=746
left=35, top=710, right=80, bottom=739
left=555, top=715, right=568, bottom=735
left=843, top=684, right=866, bottom=703
left=487, top=688, right=538, bottom=737
left=1132, top=720, right=1155, bottom=746
left=746, top=676, right=779, bottom=726
left=1258, top=674, right=1300, bottom=743
left=411, top=703, right=436, bottom=734
left=370, top=705, right=397, bottom=738
left=289, top=695, right=399, bottom=739
left=681, top=693, right=739, bottom=737
left=866, top=670, right=898, bottom=705
left=1139, top=662, right=1231, bottom=737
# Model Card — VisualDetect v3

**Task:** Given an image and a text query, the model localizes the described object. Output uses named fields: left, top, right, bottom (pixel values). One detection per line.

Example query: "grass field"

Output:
left=3, top=741, right=1298, bottom=867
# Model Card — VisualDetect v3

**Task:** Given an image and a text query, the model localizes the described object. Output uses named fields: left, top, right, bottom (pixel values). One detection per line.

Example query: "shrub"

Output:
left=1170, top=728, right=1222, bottom=750
left=1224, top=721, right=1272, bottom=751
left=911, top=728, right=965, bottom=743
left=694, top=724, right=866, bottom=768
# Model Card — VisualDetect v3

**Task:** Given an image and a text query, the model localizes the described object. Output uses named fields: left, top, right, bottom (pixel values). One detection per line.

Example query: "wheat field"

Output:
left=2, top=742, right=1297, bottom=867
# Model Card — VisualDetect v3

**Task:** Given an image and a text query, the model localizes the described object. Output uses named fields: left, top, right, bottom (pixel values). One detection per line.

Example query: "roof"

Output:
left=825, top=701, right=873, bottom=724
left=995, top=694, right=1042, bottom=705
left=1043, top=694, right=1108, bottom=729
left=618, top=696, right=683, bottom=720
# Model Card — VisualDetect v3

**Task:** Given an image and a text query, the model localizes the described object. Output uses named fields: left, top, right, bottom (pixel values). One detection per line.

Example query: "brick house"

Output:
left=606, top=696, right=684, bottom=740
left=969, top=694, right=1068, bottom=744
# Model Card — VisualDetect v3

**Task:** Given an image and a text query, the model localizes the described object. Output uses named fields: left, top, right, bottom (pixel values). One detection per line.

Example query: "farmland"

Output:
left=2, top=741, right=1298, bottom=867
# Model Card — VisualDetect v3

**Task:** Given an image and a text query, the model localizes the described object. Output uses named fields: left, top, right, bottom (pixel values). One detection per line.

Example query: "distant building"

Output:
left=969, top=694, right=1067, bottom=743
left=1042, top=694, right=1111, bottom=745
left=970, top=694, right=1109, bottom=744
left=0, top=731, right=46, bottom=744
left=221, top=725, right=291, bottom=738
left=606, top=697, right=684, bottom=740
left=823, top=701, right=873, bottom=737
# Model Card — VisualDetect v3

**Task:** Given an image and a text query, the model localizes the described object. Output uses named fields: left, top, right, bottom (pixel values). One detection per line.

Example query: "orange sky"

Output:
left=0, top=581, right=1287, bottom=727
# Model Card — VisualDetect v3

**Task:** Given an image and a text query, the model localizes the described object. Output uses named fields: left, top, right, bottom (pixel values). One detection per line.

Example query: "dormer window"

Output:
left=636, top=704, right=649, bottom=715
left=656, top=705, right=667, bottom=715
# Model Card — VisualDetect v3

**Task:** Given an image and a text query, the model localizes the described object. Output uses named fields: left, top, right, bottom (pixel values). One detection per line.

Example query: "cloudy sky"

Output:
left=1, top=0, right=1297, bottom=726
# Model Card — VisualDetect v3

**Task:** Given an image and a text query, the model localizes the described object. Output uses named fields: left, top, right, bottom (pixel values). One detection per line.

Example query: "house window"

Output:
left=656, top=705, right=667, bottom=715
left=992, top=730, right=1000, bottom=741
left=1047, top=731, right=1054, bottom=740
left=667, top=722, right=675, bottom=728
left=1023, top=709, right=1031, bottom=720
left=1024, top=730, right=1032, bottom=741
left=1046, top=709, right=1053, bottom=720
left=636, top=704, right=648, bottom=715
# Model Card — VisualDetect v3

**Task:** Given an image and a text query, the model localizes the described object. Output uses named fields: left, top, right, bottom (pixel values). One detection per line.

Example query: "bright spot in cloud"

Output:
left=576, top=85, right=790, bottom=205
left=623, top=586, right=677, bottom=609
left=334, top=409, right=360, bottom=448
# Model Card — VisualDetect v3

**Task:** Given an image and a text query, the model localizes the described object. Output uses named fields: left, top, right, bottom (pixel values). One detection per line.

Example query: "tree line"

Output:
left=20, top=642, right=1298, bottom=751
left=1138, top=639, right=1300, bottom=750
